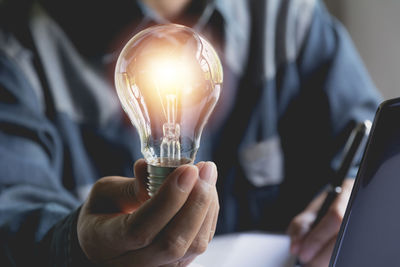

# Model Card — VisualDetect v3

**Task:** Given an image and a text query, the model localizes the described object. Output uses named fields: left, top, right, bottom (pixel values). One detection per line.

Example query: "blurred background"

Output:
left=325, top=0, right=400, bottom=100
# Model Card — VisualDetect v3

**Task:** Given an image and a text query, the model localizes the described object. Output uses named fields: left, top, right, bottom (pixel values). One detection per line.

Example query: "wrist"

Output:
left=44, top=206, right=95, bottom=266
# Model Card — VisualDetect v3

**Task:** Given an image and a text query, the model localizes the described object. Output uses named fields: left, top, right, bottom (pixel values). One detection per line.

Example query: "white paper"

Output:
left=191, top=232, right=296, bottom=267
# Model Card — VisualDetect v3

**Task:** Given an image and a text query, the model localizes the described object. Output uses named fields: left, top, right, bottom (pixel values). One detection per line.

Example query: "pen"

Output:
left=294, top=121, right=372, bottom=267
left=312, top=120, right=372, bottom=227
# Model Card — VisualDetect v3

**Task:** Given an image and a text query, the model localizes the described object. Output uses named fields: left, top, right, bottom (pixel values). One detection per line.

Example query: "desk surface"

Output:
left=192, top=232, right=296, bottom=267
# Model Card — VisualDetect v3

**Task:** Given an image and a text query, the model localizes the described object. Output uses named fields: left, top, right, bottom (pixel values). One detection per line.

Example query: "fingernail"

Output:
left=197, top=161, right=206, bottom=169
left=177, top=165, right=197, bottom=192
left=199, top=162, right=216, bottom=184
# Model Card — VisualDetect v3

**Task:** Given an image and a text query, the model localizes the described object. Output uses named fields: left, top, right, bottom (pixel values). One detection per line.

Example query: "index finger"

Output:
left=122, top=165, right=199, bottom=249
left=147, top=162, right=217, bottom=264
left=298, top=193, right=348, bottom=263
left=298, top=179, right=354, bottom=263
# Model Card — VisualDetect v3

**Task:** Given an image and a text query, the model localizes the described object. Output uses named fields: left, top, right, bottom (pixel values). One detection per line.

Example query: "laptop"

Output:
left=330, top=97, right=400, bottom=266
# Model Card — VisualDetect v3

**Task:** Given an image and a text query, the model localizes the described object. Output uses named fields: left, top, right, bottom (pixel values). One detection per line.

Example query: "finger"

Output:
left=84, top=176, right=147, bottom=214
left=82, top=165, right=199, bottom=263
left=298, top=201, right=343, bottom=263
left=183, top=188, right=218, bottom=259
left=287, top=191, right=327, bottom=237
left=287, top=191, right=327, bottom=255
left=134, top=158, right=148, bottom=179
left=109, top=162, right=217, bottom=266
left=168, top=201, right=214, bottom=266
left=122, top=165, right=199, bottom=249
left=287, top=212, right=316, bottom=255
left=196, top=162, right=219, bottom=242
left=197, top=197, right=215, bottom=245
left=83, top=159, right=149, bottom=214
left=149, top=162, right=217, bottom=264
left=299, top=179, right=353, bottom=263
left=209, top=189, right=220, bottom=242
left=304, top=235, right=337, bottom=267
left=79, top=176, right=151, bottom=262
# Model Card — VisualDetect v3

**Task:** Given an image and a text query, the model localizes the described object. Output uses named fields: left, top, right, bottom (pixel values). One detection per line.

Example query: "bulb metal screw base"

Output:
left=147, top=164, right=177, bottom=197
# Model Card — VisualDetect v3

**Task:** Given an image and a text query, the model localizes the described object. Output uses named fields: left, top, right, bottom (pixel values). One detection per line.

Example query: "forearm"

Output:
left=0, top=202, right=95, bottom=266
left=39, top=207, right=95, bottom=267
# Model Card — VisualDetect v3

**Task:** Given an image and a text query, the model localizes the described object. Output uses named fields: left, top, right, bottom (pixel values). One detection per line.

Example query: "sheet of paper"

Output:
left=191, top=232, right=296, bottom=267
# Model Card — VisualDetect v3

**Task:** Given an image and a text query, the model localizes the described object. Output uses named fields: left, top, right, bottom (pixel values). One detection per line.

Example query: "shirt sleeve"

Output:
left=0, top=42, right=90, bottom=266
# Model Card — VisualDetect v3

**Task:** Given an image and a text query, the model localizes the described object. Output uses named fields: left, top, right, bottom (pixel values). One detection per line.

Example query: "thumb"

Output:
left=78, top=164, right=198, bottom=263
left=85, top=159, right=150, bottom=214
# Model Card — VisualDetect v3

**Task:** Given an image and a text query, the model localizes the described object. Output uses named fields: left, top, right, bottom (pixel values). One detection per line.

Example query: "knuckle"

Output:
left=193, top=197, right=207, bottom=211
left=198, top=178, right=213, bottom=193
left=297, top=212, right=315, bottom=227
left=293, top=212, right=311, bottom=226
left=128, top=229, right=153, bottom=249
left=96, top=176, right=114, bottom=186
left=160, top=235, right=188, bottom=261
left=91, top=178, right=106, bottom=192
left=292, top=215, right=303, bottom=226
left=289, top=216, right=305, bottom=233
left=192, top=187, right=210, bottom=211
left=123, top=216, right=153, bottom=249
left=190, top=237, right=208, bottom=255
left=91, top=176, right=114, bottom=194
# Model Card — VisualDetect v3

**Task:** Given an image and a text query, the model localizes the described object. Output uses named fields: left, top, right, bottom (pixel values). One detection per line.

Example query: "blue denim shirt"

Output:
left=0, top=0, right=381, bottom=265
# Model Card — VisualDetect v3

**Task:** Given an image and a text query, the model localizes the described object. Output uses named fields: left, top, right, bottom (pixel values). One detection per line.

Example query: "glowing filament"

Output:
left=161, top=94, right=181, bottom=164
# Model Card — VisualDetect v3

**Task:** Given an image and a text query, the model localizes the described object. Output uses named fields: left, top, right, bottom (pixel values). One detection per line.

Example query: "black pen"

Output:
left=294, top=121, right=372, bottom=267
left=312, top=120, right=372, bottom=227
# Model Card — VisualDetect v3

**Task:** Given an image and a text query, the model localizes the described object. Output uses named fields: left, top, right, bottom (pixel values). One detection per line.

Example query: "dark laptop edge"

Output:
left=329, top=97, right=400, bottom=266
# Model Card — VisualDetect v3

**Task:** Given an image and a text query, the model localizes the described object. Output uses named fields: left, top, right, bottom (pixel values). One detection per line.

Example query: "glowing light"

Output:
left=115, top=24, right=223, bottom=196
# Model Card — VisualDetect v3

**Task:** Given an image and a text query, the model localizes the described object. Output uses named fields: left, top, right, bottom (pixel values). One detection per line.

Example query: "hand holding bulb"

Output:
left=76, top=24, right=221, bottom=266
left=77, top=160, right=219, bottom=266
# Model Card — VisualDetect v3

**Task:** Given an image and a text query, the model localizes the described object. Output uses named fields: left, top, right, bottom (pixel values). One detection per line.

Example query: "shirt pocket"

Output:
left=239, top=136, right=284, bottom=187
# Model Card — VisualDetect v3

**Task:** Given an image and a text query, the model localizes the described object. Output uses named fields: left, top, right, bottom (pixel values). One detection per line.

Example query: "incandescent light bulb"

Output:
left=114, top=24, right=223, bottom=196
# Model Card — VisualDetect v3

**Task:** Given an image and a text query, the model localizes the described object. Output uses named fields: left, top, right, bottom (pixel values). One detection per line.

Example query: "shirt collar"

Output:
left=134, top=0, right=250, bottom=75
left=214, top=0, right=250, bottom=75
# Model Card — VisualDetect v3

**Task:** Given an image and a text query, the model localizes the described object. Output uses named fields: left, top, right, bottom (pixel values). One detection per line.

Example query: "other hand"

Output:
left=287, top=179, right=354, bottom=267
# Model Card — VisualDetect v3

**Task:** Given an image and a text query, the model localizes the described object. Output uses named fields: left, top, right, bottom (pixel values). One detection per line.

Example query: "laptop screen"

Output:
left=330, top=98, right=400, bottom=267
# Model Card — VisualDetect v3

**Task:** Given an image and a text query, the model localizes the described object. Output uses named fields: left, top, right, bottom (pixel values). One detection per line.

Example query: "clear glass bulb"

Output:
left=115, top=24, right=223, bottom=195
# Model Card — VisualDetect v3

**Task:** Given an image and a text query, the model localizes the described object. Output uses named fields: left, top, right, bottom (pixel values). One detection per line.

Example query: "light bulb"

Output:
left=115, top=24, right=223, bottom=196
